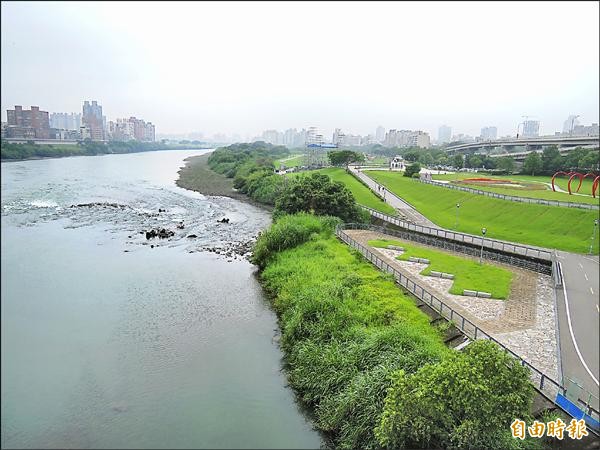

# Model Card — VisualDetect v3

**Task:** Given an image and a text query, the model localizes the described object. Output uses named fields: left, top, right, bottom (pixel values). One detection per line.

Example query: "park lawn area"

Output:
left=365, top=170, right=600, bottom=254
left=369, top=238, right=513, bottom=299
left=289, top=168, right=397, bottom=215
left=274, top=154, right=305, bottom=168
left=432, top=173, right=599, bottom=205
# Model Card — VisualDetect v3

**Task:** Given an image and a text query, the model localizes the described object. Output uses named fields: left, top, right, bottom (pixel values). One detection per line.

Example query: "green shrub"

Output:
left=251, top=213, right=339, bottom=268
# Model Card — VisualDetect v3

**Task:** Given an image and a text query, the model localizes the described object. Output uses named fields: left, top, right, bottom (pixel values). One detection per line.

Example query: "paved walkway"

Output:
left=346, top=229, right=560, bottom=380
left=350, top=166, right=437, bottom=227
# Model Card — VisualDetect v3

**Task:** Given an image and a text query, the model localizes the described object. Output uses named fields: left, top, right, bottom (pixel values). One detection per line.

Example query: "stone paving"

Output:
left=346, top=229, right=560, bottom=380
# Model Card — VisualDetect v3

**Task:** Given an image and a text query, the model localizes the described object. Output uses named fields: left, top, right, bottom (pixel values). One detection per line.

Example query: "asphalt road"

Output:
left=555, top=251, right=600, bottom=408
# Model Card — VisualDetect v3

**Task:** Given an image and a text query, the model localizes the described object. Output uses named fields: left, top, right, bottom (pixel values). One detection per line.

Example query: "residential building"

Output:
left=438, top=125, right=452, bottom=144
left=384, top=129, right=430, bottom=148
left=521, top=120, right=539, bottom=137
left=82, top=100, right=104, bottom=141
left=6, top=105, right=50, bottom=139
left=572, top=123, right=599, bottom=137
left=480, top=126, right=498, bottom=140
left=49, top=112, right=82, bottom=130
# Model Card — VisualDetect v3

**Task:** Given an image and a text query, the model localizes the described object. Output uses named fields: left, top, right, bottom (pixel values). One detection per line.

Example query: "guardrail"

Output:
left=364, top=222, right=551, bottom=275
left=416, top=178, right=599, bottom=210
left=361, top=206, right=553, bottom=262
left=335, top=223, right=599, bottom=427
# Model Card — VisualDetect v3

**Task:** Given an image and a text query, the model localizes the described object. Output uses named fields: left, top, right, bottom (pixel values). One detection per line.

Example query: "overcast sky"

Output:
left=1, top=1, right=598, bottom=140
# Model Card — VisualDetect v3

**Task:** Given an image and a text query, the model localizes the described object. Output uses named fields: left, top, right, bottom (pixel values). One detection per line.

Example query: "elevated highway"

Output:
left=445, top=136, right=599, bottom=155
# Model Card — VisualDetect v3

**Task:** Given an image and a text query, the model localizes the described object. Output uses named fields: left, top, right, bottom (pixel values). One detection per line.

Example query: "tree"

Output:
left=274, top=173, right=365, bottom=222
left=496, top=156, right=515, bottom=174
left=419, top=153, right=434, bottom=166
left=403, top=149, right=420, bottom=162
left=376, top=340, right=535, bottom=450
left=542, top=145, right=563, bottom=173
left=469, top=155, right=483, bottom=169
left=404, top=162, right=421, bottom=178
left=327, top=150, right=365, bottom=167
left=578, top=150, right=600, bottom=171
left=522, top=152, right=543, bottom=176
left=453, top=154, right=464, bottom=169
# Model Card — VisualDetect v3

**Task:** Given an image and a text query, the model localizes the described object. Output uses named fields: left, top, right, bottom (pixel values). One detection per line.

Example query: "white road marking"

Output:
left=582, top=256, right=599, bottom=265
left=578, top=263, right=584, bottom=269
left=584, top=273, right=589, bottom=281
left=597, top=304, right=599, bottom=313
left=561, top=262, right=599, bottom=386
left=591, top=287, right=595, bottom=295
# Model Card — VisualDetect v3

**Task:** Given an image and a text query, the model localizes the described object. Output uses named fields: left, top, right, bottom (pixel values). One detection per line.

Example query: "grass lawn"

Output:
left=274, top=154, right=305, bottom=168
left=432, top=173, right=599, bottom=205
left=369, top=238, right=513, bottom=299
left=365, top=170, right=600, bottom=254
left=289, top=167, right=397, bottom=215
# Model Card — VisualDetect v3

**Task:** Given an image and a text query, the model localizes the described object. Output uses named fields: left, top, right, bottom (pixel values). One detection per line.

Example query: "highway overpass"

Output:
left=445, top=136, right=599, bottom=155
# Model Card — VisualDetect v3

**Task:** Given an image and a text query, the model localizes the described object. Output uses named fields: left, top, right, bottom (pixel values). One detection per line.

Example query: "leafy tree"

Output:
left=376, top=340, right=535, bottom=450
left=404, top=162, right=421, bottom=178
left=541, top=145, right=563, bottom=173
left=496, top=156, right=515, bottom=174
left=522, top=152, right=543, bottom=176
left=403, top=150, right=420, bottom=162
left=328, top=150, right=365, bottom=167
left=419, top=153, right=434, bottom=166
left=453, top=154, right=464, bottom=169
left=579, top=150, right=599, bottom=171
left=274, top=172, right=365, bottom=222
left=469, top=155, right=483, bottom=168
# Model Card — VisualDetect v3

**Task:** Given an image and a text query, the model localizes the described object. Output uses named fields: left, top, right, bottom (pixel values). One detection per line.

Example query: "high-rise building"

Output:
left=521, top=120, right=540, bottom=137
left=376, top=126, right=385, bottom=143
left=6, top=105, right=50, bottom=139
left=107, top=117, right=155, bottom=142
left=562, top=115, right=580, bottom=134
left=332, top=128, right=345, bottom=146
left=384, top=129, right=430, bottom=148
left=82, top=100, right=104, bottom=141
left=480, top=126, right=498, bottom=140
left=438, top=125, right=452, bottom=144
left=571, top=123, right=599, bottom=137
left=49, top=112, right=82, bottom=130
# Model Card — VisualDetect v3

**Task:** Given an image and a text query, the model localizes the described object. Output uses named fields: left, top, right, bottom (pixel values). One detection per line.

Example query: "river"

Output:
left=0, top=150, right=322, bottom=449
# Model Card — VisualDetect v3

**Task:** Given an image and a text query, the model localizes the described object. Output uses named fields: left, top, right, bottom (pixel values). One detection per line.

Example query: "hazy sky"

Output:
left=1, top=1, right=599, bottom=139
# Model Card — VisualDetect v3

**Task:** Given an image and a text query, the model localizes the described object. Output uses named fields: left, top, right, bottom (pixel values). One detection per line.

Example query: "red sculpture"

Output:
left=553, top=171, right=600, bottom=198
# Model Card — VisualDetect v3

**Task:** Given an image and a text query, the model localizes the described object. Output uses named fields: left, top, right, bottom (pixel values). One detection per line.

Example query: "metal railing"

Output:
left=416, top=178, right=599, bottom=210
left=361, top=206, right=554, bottom=262
left=335, top=223, right=600, bottom=426
left=360, top=223, right=551, bottom=275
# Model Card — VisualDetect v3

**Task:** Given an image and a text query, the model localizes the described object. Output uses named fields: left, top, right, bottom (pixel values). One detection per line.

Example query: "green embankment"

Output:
left=274, top=154, right=305, bottom=168
left=256, top=214, right=538, bottom=449
left=432, top=173, right=599, bottom=205
left=365, top=170, right=600, bottom=254
left=369, top=238, right=513, bottom=299
left=257, top=215, right=449, bottom=448
left=289, top=168, right=397, bottom=215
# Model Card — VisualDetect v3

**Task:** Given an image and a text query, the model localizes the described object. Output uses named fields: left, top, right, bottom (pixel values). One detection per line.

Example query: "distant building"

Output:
left=376, top=125, right=385, bottom=143
left=385, top=129, right=430, bottom=148
left=106, top=116, right=155, bottom=142
left=82, top=100, right=104, bottom=141
left=50, top=112, right=82, bottom=131
left=5, top=105, right=50, bottom=139
left=521, top=120, right=539, bottom=137
left=332, top=128, right=345, bottom=146
left=562, top=115, right=580, bottom=134
left=571, top=123, right=599, bottom=137
left=438, top=125, right=452, bottom=144
left=480, top=126, right=497, bottom=140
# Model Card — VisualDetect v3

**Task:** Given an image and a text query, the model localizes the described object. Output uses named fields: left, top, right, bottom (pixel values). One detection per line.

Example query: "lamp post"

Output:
left=455, top=203, right=460, bottom=230
left=479, top=227, right=487, bottom=264
left=590, top=219, right=598, bottom=255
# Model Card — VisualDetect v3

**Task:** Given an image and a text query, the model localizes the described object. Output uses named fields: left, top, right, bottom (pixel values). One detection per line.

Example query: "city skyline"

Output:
left=1, top=2, right=598, bottom=139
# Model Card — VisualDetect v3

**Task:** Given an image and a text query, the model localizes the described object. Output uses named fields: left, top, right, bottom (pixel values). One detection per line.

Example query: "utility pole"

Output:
left=590, top=219, right=598, bottom=255
left=479, top=227, right=487, bottom=264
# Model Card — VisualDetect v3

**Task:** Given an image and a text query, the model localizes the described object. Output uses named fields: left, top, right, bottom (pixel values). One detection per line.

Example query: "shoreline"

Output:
left=175, top=152, right=274, bottom=212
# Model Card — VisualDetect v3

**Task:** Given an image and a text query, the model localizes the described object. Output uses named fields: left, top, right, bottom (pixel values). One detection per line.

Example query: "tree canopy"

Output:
left=522, top=152, right=543, bottom=176
left=328, top=150, right=365, bottom=167
left=274, top=172, right=366, bottom=222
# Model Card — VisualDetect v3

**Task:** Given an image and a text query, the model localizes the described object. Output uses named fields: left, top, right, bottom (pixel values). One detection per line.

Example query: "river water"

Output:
left=0, top=150, right=322, bottom=449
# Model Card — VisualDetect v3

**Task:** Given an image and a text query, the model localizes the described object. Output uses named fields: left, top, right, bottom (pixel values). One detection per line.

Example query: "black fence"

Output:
left=416, top=178, right=599, bottom=211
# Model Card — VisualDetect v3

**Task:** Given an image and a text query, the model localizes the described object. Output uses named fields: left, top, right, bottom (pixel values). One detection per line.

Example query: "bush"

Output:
left=251, top=213, right=339, bottom=268
left=404, top=162, right=421, bottom=178
left=376, top=339, right=535, bottom=449
left=274, top=172, right=366, bottom=222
